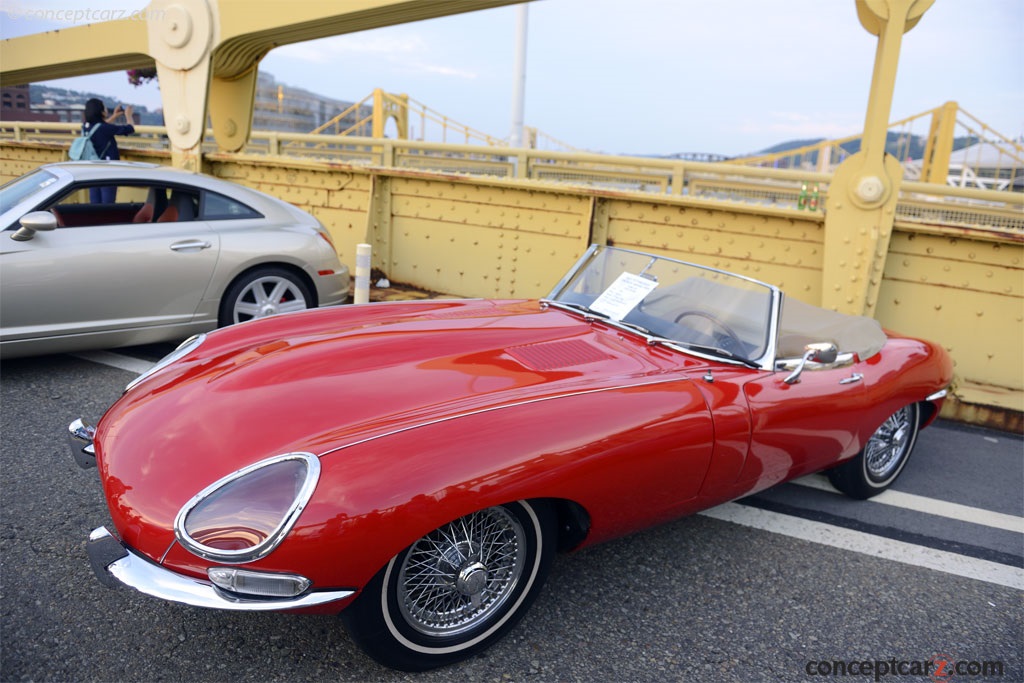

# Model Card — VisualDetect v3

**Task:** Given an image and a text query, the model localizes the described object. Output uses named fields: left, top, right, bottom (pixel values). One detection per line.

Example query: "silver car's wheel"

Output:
left=828, top=403, right=920, bottom=499
left=343, top=500, right=554, bottom=672
left=218, top=267, right=313, bottom=326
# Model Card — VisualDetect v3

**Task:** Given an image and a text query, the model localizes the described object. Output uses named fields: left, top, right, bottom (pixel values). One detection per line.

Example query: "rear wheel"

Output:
left=828, top=403, right=920, bottom=499
left=218, top=266, right=312, bottom=327
left=342, top=500, right=555, bottom=671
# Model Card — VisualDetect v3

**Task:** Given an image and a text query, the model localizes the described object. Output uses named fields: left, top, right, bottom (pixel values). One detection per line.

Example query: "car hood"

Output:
left=96, top=299, right=691, bottom=544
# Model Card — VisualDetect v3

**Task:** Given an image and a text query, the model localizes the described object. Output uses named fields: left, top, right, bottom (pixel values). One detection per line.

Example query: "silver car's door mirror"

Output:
left=784, top=342, right=839, bottom=385
left=11, top=211, right=58, bottom=242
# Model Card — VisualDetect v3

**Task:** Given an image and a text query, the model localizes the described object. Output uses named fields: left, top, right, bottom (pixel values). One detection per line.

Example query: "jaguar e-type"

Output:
left=69, top=244, right=952, bottom=670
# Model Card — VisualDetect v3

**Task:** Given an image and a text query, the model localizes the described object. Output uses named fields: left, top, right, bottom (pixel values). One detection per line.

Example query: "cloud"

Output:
left=269, top=33, right=476, bottom=79
left=272, top=33, right=427, bottom=64
left=737, top=112, right=864, bottom=141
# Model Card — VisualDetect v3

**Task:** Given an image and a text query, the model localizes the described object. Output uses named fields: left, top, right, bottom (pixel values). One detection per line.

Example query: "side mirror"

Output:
left=784, top=342, right=839, bottom=385
left=11, top=211, right=58, bottom=242
left=806, top=342, right=838, bottom=364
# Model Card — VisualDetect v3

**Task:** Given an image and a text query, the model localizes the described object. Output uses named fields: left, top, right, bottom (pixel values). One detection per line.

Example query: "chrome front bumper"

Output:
left=68, top=418, right=97, bottom=469
left=72, top=419, right=354, bottom=611
left=87, top=527, right=355, bottom=611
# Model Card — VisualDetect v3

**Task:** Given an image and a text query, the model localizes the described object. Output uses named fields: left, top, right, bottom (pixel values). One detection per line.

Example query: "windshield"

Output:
left=0, top=169, right=60, bottom=216
left=546, top=245, right=779, bottom=367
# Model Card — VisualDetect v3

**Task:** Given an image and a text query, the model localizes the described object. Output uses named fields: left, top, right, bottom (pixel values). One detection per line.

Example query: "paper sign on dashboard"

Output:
left=590, top=272, right=658, bottom=320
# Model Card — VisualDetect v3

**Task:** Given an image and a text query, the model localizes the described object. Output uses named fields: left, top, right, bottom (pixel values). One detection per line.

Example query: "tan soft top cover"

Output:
left=778, top=296, right=887, bottom=360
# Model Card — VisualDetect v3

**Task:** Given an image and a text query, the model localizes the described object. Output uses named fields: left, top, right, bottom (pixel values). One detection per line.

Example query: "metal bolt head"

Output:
left=856, top=176, right=885, bottom=203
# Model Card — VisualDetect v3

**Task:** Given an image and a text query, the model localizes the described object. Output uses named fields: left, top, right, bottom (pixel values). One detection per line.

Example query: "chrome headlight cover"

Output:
left=174, top=452, right=321, bottom=564
left=125, top=333, right=206, bottom=393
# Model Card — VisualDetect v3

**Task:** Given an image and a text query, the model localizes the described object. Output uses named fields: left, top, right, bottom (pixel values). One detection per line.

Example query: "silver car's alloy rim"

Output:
left=397, top=507, right=526, bottom=637
left=232, top=275, right=308, bottom=323
left=864, top=405, right=914, bottom=481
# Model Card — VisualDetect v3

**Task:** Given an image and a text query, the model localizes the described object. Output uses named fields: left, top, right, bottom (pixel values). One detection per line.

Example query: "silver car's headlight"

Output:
left=174, top=452, right=321, bottom=564
left=125, top=333, right=206, bottom=393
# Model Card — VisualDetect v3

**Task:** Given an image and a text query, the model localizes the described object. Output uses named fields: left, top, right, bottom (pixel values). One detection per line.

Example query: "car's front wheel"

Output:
left=343, top=500, right=555, bottom=671
left=828, top=402, right=920, bottom=499
left=218, top=266, right=313, bottom=327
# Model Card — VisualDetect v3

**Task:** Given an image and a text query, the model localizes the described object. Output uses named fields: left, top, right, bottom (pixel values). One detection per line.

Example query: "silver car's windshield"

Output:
left=0, top=169, right=60, bottom=216
left=546, top=245, right=779, bottom=368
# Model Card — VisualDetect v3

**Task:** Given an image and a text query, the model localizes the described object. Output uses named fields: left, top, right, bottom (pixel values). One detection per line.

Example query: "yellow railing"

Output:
left=2, top=120, right=1021, bottom=236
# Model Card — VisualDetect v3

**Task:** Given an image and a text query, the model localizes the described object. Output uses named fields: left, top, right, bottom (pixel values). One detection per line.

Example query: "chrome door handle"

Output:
left=170, top=240, right=212, bottom=252
left=839, top=372, right=864, bottom=385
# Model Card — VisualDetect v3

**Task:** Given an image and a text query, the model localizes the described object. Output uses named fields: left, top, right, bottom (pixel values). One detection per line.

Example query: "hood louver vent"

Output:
left=506, top=339, right=614, bottom=371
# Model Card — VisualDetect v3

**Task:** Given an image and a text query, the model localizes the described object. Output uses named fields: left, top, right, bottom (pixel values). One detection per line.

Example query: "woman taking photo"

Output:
left=81, top=97, right=135, bottom=203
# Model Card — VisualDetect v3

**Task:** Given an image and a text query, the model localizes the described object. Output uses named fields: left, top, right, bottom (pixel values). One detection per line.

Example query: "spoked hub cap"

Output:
left=234, top=276, right=307, bottom=323
left=397, top=507, right=526, bottom=637
left=864, top=405, right=913, bottom=481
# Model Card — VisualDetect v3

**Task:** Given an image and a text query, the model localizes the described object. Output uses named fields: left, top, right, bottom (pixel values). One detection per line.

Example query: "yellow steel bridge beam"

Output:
left=0, top=0, right=525, bottom=170
left=822, top=0, right=934, bottom=316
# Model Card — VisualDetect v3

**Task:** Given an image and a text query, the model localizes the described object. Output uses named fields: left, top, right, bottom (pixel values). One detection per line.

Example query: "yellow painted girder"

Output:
left=0, top=20, right=152, bottom=85
left=0, top=0, right=526, bottom=85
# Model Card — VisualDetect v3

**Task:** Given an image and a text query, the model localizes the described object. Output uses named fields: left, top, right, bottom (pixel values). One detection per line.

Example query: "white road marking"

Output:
left=793, top=475, right=1024, bottom=534
left=701, top=503, right=1024, bottom=591
left=72, top=351, right=155, bottom=376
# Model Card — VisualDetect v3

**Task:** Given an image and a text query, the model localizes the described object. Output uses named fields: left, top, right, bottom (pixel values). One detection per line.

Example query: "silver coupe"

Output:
left=1, top=161, right=350, bottom=358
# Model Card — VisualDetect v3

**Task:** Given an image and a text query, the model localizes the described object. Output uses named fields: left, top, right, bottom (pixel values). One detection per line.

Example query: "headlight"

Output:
left=174, top=452, right=320, bottom=564
left=125, top=333, right=206, bottom=393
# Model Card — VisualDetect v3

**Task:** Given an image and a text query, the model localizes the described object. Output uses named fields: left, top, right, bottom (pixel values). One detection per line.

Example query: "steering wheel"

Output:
left=673, top=310, right=745, bottom=353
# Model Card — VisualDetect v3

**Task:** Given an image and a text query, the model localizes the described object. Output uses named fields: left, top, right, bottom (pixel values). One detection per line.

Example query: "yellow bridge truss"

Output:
left=301, top=90, right=1017, bottom=187
left=306, top=88, right=578, bottom=151
left=729, top=101, right=1023, bottom=191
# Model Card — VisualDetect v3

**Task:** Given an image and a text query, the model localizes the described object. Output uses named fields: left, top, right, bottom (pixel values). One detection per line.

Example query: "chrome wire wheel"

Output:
left=232, top=275, right=309, bottom=323
left=864, top=405, right=915, bottom=482
left=397, top=506, right=527, bottom=637
left=342, top=500, right=553, bottom=671
left=828, top=402, right=921, bottom=500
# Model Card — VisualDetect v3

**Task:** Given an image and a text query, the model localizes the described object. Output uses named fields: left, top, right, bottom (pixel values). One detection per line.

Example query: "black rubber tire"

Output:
left=828, top=403, right=921, bottom=499
left=342, top=500, right=555, bottom=671
left=217, top=266, right=313, bottom=327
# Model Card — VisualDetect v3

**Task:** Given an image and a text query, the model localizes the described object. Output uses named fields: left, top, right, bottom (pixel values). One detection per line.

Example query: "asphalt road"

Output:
left=1, top=348, right=1021, bottom=683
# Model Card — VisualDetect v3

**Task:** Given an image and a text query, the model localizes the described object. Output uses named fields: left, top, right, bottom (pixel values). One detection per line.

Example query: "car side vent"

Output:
left=506, top=339, right=614, bottom=371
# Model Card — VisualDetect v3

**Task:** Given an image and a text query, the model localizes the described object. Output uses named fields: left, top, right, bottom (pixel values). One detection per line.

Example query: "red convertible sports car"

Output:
left=69, top=244, right=952, bottom=670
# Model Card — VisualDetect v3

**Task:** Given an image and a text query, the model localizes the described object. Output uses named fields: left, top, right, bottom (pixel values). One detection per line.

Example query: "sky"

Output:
left=2, top=0, right=1022, bottom=156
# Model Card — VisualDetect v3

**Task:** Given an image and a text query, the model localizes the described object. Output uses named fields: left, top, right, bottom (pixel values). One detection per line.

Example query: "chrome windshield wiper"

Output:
left=541, top=299, right=609, bottom=321
left=544, top=300, right=760, bottom=369
left=674, top=341, right=762, bottom=369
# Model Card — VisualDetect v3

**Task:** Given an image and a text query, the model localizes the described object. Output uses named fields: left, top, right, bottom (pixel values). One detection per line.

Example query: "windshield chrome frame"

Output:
left=545, top=244, right=781, bottom=371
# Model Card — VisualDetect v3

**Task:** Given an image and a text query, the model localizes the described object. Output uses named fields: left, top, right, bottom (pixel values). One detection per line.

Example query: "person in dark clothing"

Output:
left=82, top=97, right=135, bottom=204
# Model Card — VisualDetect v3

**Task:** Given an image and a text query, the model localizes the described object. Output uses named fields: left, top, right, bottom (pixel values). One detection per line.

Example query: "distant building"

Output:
left=2, top=84, right=150, bottom=124
left=253, top=72, right=370, bottom=135
left=1, top=84, right=59, bottom=122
